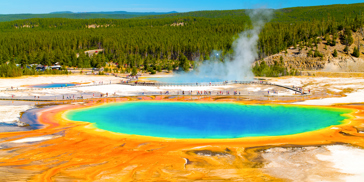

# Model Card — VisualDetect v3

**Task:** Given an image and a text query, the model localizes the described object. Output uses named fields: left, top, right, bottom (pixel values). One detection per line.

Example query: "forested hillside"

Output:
left=0, top=3, right=363, bottom=77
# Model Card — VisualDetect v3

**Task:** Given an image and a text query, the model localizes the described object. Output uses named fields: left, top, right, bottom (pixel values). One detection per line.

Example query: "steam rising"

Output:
left=154, top=9, right=273, bottom=83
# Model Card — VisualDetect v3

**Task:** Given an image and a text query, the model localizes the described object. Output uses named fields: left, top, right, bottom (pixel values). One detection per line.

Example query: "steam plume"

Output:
left=158, top=9, right=273, bottom=83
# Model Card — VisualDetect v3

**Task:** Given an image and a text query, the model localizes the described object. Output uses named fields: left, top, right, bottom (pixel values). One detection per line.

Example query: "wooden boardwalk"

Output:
left=122, top=80, right=306, bottom=94
left=0, top=80, right=307, bottom=102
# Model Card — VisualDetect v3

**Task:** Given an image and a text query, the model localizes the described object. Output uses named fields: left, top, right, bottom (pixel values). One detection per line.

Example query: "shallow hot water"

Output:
left=30, top=83, right=77, bottom=88
left=66, top=102, right=350, bottom=139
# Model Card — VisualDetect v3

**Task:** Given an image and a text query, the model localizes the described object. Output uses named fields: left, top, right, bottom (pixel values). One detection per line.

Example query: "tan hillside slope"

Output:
left=261, top=31, right=364, bottom=72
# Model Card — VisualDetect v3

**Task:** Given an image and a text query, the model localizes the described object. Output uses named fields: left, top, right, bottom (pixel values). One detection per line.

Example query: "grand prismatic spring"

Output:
left=66, top=102, right=350, bottom=139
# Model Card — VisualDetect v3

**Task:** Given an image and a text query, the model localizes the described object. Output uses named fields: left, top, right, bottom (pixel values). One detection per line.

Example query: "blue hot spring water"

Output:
left=65, top=102, right=350, bottom=139
left=146, top=76, right=227, bottom=83
left=31, top=83, right=77, bottom=88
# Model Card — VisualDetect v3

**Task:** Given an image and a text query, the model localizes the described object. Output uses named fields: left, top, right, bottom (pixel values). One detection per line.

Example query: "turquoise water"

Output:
left=31, top=83, right=77, bottom=88
left=66, top=102, right=350, bottom=139
left=146, top=76, right=226, bottom=83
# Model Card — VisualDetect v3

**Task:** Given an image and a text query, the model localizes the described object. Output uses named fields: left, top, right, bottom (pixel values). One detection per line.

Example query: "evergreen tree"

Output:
left=344, top=46, right=349, bottom=53
left=314, top=50, right=323, bottom=57
left=352, top=46, right=360, bottom=57
left=131, top=67, right=138, bottom=76
left=167, top=63, right=172, bottom=73
left=179, top=53, right=189, bottom=72
left=333, top=49, right=338, bottom=57
left=20, top=54, right=28, bottom=68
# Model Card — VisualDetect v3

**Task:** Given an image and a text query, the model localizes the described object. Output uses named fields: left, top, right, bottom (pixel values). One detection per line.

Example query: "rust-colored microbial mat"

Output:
left=0, top=97, right=364, bottom=181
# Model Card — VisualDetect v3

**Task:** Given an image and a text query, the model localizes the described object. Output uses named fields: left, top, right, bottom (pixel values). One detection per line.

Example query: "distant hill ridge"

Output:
left=137, top=3, right=364, bottom=22
left=49, top=11, right=178, bottom=15
left=0, top=11, right=178, bottom=22
left=0, top=3, right=363, bottom=22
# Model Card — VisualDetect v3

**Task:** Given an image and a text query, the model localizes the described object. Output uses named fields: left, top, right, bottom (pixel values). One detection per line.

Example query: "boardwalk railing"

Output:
left=121, top=80, right=306, bottom=94
left=0, top=97, right=86, bottom=102
left=0, top=90, right=308, bottom=102
left=121, top=81, right=228, bottom=87
left=0, top=80, right=307, bottom=102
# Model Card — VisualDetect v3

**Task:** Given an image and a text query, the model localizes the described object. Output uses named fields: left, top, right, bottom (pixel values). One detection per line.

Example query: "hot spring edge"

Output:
left=64, top=102, right=352, bottom=139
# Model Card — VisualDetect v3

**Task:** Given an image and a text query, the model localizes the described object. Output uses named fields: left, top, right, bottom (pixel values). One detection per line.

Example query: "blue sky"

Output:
left=1, top=0, right=363, bottom=14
